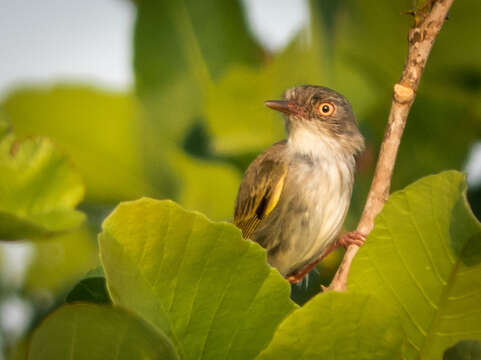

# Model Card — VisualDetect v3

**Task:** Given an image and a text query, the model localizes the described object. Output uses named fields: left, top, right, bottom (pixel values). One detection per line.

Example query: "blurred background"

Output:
left=0, top=0, right=480, bottom=358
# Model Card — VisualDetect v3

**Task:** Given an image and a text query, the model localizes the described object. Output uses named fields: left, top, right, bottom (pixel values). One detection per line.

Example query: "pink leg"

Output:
left=286, top=258, right=322, bottom=284
left=286, top=231, right=366, bottom=284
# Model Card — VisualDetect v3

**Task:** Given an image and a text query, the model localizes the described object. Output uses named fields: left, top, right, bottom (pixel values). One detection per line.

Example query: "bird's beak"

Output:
left=264, top=100, right=296, bottom=115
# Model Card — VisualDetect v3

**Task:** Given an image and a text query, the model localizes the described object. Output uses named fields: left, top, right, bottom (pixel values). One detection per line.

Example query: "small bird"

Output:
left=233, top=85, right=365, bottom=283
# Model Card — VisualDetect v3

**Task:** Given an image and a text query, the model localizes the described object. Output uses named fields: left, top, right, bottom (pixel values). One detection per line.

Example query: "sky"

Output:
left=0, top=0, right=308, bottom=98
left=0, top=0, right=135, bottom=97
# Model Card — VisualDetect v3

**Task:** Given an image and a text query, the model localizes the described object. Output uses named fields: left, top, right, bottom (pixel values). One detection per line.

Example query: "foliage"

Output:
left=349, top=171, right=481, bottom=359
left=257, top=291, right=404, bottom=360
left=99, top=198, right=295, bottom=360
left=1, top=0, right=481, bottom=358
left=30, top=172, right=481, bottom=358
left=29, top=304, right=179, bottom=360
left=2, top=86, right=155, bottom=203
left=25, top=227, right=98, bottom=295
left=0, top=119, right=85, bottom=240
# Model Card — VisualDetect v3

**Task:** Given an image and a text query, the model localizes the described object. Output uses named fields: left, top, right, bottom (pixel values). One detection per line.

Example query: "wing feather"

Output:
left=233, top=141, right=288, bottom=240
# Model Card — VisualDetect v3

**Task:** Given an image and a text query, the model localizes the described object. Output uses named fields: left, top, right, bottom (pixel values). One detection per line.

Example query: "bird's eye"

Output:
left=318, top=102, right=335, bottom=116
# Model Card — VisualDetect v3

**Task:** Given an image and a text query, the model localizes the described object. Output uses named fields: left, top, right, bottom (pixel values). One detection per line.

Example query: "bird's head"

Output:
left=265, top=85, right=365, bottom=156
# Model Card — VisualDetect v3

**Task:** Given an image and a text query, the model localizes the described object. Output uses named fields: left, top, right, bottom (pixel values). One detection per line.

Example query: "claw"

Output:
left=337, top=231, right=366, bottom=248
left=286, top=258, right=322, bottom=284
left=285, top=231, right=366, bottom=284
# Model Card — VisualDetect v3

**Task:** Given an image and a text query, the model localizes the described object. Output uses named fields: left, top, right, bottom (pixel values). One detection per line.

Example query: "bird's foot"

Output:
left=286, top=258, right=322, bottom=284
left=336, top=231, right=366, bottom=248
left=285, top=232, right=366, bottom=284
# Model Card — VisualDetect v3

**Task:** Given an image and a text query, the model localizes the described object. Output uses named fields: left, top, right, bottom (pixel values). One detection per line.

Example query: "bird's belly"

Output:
left=256, top=158, right=354, bottom=276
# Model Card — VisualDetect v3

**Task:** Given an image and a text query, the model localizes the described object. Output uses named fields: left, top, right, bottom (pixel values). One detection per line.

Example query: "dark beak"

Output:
left=264, top=100, right=296, bottom=115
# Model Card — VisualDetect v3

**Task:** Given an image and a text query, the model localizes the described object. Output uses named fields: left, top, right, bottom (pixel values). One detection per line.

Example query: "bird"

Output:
left=233, top=85, right=366, bottom=283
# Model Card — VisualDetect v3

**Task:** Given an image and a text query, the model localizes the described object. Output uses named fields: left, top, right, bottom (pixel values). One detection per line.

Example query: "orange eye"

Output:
left=318, top=102, right=335, bottom=116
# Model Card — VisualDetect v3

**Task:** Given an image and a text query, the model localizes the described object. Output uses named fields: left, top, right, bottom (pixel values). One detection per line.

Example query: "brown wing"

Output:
left=233, top=141, right=288, bottom=240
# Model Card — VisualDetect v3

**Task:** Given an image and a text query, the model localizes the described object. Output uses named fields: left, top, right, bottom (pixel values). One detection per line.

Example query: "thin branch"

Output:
left=326, top=0, right=456, bottom=291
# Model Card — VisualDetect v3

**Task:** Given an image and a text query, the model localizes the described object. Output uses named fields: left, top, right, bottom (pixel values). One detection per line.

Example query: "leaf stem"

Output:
left=326, top=0, right=456, bottom=291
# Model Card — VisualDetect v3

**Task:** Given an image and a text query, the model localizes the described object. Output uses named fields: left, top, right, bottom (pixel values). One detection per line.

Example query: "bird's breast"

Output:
left=286, top=154, right=354, bottom=243
left=261, top=151, right=356, bottom=276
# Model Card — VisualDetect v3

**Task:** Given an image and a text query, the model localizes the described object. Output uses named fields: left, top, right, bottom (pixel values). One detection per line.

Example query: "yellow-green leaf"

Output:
left=257, top=292, right=404, bottom=360
left=99, top=198, right=296, bottom=360
left=349, top=171, right=481, bottom=359
left=172, top=150, right=240, bottom=220
left=2, top=86, right=158, bottom=203
left=25, top=227, right=98, bottom=294
left=29, top=304, right=179, bottom=360
left=0, top=119, right=85, bottom=240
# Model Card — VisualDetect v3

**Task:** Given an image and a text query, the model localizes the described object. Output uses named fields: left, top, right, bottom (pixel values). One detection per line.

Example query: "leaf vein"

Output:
left=364, top=232, right=427, bottom=339
left=183, top=224, right=225, bottom=339
left=384, top=217, right=439, bottom=311
left=198, top=243, right=251, bottom=360
left=405, top=192, right=446, bottom=285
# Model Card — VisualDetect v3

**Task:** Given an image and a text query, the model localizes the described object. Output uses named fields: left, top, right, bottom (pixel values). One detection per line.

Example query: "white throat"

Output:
left=287, top=127, right=344, bottom=160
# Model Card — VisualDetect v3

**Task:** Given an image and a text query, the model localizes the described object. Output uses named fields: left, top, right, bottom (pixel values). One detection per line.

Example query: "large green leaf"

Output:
left=257, top=291, right=404, bottom=360
left=349, top=171, right=481, bottom=359
left=29, top=304, right=179, bottom=360
left=2, top=86, right=159, bottom=203
left=0, top=119, right=85, bottom=240
left=99, top=198, right=296, bottom=360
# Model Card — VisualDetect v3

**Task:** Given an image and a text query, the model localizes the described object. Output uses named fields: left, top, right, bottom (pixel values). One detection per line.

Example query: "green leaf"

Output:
left=134, top=0, right=261, bottom=146
left=66, top=277, right=111, bottom=304
left=99, top=198, right=296, bottom=360
left=2, top=85, right=159, bottom=203
left=257, top=291, right=404, bottom=360
left=0, top=119, right=85, bottom=240
left=349, top=171, right=481, bottom=359
left=25, top=227, right=98, bottom=294
left=29, top=304, right=179, bottom=360
left=172, top=150, right=240, bottom=220
left=134, top=0, right=261, bottom=97
left=336, top=0, right=412, bottom=88
left=443, top=340, right=481, bottom=360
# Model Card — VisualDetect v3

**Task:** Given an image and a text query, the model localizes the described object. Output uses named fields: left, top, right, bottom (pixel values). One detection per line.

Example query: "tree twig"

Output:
left=326, top=0, right=456, bottom=291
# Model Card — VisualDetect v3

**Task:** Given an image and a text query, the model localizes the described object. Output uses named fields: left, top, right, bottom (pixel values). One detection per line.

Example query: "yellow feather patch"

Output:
left=264, top=172, right=286, bottom=217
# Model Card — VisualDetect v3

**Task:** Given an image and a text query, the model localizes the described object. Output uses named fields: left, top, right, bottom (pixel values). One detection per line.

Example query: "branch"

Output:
left=326, top=0, right=455, bottom=291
